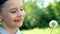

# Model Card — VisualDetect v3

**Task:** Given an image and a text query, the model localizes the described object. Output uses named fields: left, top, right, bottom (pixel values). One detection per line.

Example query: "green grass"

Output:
left=22, top=26, right=60, bottom=34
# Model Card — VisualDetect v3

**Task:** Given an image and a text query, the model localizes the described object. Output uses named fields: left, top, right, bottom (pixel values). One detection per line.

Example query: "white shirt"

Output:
left=0, top=27, right=22, bottom=34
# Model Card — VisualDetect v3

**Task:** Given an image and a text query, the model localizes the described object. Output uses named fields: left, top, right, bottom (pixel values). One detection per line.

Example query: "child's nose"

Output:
left=17, top=11, right=24, bottom=17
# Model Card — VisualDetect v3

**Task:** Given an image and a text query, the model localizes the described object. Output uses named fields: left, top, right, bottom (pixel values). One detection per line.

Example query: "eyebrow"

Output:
left=10, top=5, right=23, bottom=10
left=19, top=5, right=23, bottom=8
left=10, top=8, right=17, bottom=10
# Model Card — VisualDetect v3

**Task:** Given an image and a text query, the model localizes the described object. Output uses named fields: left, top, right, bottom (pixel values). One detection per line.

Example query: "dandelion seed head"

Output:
left=49, top=20, right=58, bottom=28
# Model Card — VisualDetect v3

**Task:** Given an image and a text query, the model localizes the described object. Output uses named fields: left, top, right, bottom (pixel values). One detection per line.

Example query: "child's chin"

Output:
left=16, top=24, right=23, bottom=28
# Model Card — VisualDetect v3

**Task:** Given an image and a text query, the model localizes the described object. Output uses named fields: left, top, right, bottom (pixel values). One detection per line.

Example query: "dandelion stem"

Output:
left=50, top=28, right=54, bottom=34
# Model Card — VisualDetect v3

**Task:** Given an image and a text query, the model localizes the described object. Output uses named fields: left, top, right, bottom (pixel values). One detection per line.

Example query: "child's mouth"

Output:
left=14, top=19, right=22, bottom=23
left=14, top=20, right=19, bottom=22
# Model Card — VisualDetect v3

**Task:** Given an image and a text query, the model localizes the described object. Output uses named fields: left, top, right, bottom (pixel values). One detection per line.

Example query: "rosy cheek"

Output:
left=8, top=13, right=15, bottom=20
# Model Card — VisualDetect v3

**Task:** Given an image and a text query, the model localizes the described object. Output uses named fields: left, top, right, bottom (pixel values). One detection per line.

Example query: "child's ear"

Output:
left=0, top=15, right=2, bottom=22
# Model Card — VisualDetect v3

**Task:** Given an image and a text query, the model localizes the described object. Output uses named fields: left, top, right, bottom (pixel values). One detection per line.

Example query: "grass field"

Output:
left=22, top=26, right=60, bottom=34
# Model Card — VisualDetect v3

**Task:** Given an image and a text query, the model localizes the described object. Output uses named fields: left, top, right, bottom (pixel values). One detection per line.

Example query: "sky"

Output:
left=36, top=0, right=54, bottom=8
left=24, top=0, right=60, bottom=8
left=37, top=0, right=60, bottom=8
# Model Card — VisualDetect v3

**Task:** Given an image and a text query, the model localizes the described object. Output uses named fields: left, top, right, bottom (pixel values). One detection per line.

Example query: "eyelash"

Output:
left=20, top=9, right=23, bottom=11
left=11, top=9, right=24, bottom=13
left=11, top=10, right=16, bottom=13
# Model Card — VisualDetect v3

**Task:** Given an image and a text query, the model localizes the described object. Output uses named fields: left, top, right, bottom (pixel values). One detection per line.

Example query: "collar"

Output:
left=0, top=27, right=22, bottom=34
left=16, top=29, right=22, bottom=34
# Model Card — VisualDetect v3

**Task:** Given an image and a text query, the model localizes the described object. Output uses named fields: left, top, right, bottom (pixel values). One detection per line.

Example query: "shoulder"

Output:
left=0, top=27, right=8, bottom=34
left=0, top=27, right=3, bottom=34
left=0, top=32, right=1, bottom=34
left=0, top=27, right=3, bottom=32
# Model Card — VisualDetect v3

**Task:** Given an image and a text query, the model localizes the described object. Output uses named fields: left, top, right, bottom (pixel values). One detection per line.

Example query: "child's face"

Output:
left=1, top=0, right=25, bottom=28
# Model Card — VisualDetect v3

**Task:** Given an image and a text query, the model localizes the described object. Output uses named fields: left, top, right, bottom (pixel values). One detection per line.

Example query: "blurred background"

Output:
left=20, top=0, right=60, bottom=34
left=0, top=0, right=60, bottom=34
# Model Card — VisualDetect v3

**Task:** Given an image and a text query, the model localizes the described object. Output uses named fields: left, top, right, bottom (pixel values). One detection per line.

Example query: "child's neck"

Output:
left=2, top=22, right=18, bottom=34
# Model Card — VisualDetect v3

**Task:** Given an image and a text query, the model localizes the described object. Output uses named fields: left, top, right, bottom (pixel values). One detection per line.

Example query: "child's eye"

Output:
left=20, top=9, right=23, bottom=11
left=11, top=11, right=16, bottom=13
left=10, top=8, right=17, bottom=13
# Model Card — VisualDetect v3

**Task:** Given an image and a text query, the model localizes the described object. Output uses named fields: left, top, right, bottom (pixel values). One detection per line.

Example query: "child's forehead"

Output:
left=7, top=0, right=22, bottom=2
left=6, top=0, right=23, bottom=5
left=7, top=0, right=22, bottom=3
left=4, top=0, right=23, bottom=7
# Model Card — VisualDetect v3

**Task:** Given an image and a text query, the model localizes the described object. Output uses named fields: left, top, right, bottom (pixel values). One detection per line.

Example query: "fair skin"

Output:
left=0, top=0, right=25, bottom=34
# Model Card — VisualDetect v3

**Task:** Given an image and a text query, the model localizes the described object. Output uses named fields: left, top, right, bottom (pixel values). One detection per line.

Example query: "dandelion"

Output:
left=49, top=20, right=58, bottom=34
left=49, top=20, right=58, bottom=28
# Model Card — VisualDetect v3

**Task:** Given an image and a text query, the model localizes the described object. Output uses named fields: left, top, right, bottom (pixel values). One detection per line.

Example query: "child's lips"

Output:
left=14, top=18, right=23, bottom=23
left=14, top=20, right=19, bottom=22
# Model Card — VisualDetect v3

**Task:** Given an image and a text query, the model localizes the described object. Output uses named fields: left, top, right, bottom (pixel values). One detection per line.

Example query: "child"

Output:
left=0, top=0, right=25, bottom=34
